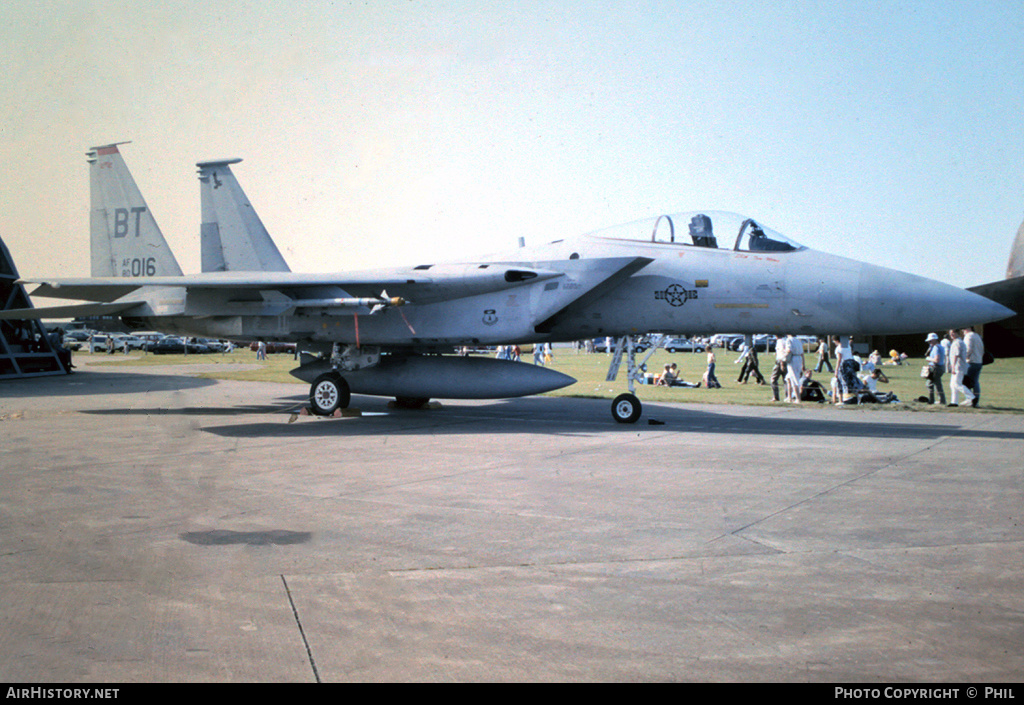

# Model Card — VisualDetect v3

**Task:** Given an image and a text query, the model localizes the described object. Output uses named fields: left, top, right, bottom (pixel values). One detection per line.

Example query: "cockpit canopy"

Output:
left=585, top=211, right=804, bottom=253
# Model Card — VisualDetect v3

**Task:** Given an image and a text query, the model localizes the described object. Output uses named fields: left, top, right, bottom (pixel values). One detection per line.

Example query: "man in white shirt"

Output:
left=962, top=326, right=985, bottom=408
left=784, top=334, right=804, bottom=403
left=947, top=328, right=975, bottom=407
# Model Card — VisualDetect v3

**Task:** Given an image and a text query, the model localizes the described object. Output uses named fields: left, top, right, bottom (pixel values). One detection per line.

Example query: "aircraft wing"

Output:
left=21, top=259, right=644, bottom=308
left=21, top=267, right=558, bottom=303
left=0, top=301, right=145, bottom=321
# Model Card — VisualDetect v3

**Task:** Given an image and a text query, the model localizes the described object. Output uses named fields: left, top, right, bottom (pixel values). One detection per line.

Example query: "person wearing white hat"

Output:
left=924, top=332, right=946, bottom=405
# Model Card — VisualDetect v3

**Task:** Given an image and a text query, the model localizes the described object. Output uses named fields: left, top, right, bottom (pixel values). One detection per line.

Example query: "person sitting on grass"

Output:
left=799, top=369, right=826, bottom=403
left=659, top=362, right=700, bottom=388
left=656, top=363, right=676, bottom=386
left=848, top=368, right=897, bottom=404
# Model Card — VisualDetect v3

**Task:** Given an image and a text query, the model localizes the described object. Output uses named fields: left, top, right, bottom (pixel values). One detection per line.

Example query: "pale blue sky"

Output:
left=1, top=0, right=1022, bottom=288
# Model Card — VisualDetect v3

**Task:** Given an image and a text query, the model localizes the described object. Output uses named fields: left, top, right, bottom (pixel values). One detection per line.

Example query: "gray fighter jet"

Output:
left=2, top=144, right=1013, bottom=422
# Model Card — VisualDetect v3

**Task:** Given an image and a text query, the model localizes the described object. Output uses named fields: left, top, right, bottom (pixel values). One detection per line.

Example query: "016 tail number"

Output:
left=121, top=257, right=156, bottom=276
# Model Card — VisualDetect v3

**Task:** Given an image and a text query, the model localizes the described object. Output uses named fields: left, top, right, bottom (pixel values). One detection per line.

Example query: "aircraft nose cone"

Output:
left=976, top=296, right=1016, bottom=323
left=857, top=264, right=1015, bottom=334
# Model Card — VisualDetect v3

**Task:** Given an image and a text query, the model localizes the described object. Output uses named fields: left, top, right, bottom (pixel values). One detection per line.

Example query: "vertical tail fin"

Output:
left=1006, top=216, right=1024, bottom=280
left=196, top=158, right=291, bottom=272
left=87, top=142, right=183, bottom=277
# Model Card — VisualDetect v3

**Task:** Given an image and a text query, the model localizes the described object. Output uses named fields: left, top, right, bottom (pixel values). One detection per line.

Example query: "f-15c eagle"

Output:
left=2, top=143, right=1012, bottom=422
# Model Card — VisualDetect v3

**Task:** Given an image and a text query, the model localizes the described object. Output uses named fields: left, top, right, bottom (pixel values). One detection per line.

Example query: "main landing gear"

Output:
left=606, top=334, right=664, bottom=423
left=310, top=371, right=351, bottom=416
left=304, top=344, right=436, bottom=417
left=306, top=343, right=374, bottom=416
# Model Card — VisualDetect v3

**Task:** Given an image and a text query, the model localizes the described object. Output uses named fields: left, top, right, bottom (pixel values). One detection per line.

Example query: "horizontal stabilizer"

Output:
left=25, top=281, right=145, bottom=303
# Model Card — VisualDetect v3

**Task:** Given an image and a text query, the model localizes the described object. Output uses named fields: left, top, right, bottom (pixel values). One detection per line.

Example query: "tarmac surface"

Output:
left=1, top=360, right=1022, bottom=682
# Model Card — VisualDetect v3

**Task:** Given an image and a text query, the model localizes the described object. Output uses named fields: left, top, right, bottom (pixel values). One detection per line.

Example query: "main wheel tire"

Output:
left=310, top=372, right=350, bottom=416
left=611, top=393, right=642, bottom=424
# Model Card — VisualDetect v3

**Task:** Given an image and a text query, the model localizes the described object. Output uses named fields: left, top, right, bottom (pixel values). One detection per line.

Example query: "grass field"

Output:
left=81, top=345, right=1024, bottom=414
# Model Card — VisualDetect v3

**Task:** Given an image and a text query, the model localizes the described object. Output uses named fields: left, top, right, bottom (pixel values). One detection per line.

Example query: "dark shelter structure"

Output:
left=1, top=236, right=69, bottom=377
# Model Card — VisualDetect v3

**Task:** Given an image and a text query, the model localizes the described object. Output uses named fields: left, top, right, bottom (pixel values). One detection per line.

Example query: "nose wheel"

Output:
left=605, top=334, right=664, bottom=423
left=612, top=393, right=642, bottom=423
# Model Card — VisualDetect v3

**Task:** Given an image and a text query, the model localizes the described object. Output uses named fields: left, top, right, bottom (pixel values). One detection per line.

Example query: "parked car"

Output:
left=631, top=335, right=659, bottom=353
left=151, top=337, right=211, bottom=354
left=150, top=337, right=186, bottom=354
left=592, top=337, right=640, bottom=353
left=752, top=334, right=778, bottom=352
left=249, top=341, right=297, bottom=354
left=135, top=332, right=166, bottom=351
left=112, top=334, right=144, bottom=350
left=142, top=337, right=167, bottom=352
left=711, top=334, right=743, bottom=350
left=88, top=334, right=113, bottom=353
left=663, top=337, right=700, bottom=353
left=198, top=338, right=226, bottom=353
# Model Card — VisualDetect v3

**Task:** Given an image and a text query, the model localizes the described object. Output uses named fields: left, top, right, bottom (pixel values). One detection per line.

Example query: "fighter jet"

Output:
left=2, top=143, right=1013, bottom=422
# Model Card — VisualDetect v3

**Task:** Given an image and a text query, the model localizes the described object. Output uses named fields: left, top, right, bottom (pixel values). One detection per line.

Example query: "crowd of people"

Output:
left=922, top=327, right=987, bottom=408
left=770, top=334, right=898, bottom=405
left=513, top=329, right=992, bottom=408
left=749, top=329, right=988, bottom=406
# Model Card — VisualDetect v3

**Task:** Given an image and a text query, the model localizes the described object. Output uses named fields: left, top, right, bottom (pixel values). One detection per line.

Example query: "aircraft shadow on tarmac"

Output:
left=196, top=395, right=1024, bottom=442
left=84, top=403, right=299, bottom=416
left=0, top=369, right=217, bottom=398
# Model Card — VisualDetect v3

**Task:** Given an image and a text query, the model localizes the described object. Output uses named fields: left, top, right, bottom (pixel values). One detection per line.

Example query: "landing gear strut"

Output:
left=606, top=334, right=664, bottom=423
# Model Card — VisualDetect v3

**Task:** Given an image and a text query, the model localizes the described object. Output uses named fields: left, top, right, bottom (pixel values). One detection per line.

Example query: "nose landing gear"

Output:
left=606, top=334, right=663, bottom=423
left=612, top=392, right=642, bottom=423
